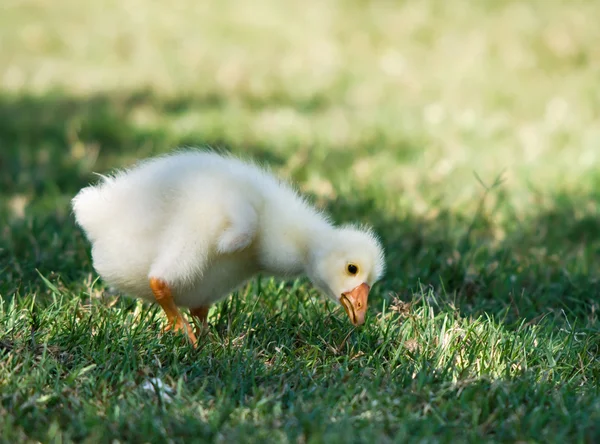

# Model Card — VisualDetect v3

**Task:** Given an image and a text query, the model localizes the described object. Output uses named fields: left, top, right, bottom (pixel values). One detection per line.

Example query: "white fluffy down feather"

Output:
left=72, top=149, right=385, bottom=336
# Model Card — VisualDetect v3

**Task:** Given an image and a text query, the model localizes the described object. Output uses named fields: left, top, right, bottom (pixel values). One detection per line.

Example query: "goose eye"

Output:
left=347, top=264, right=358, bottom=275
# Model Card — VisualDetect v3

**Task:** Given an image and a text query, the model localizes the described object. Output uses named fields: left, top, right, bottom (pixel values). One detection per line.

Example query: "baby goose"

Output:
left=72, top=150, right=385, bottom=346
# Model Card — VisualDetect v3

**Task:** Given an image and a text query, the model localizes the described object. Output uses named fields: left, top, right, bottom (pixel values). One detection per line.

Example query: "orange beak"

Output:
left=340, top=283, right=370, bottom=326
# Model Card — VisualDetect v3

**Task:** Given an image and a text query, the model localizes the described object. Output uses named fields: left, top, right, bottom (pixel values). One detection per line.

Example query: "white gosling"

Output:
left=72, top=150, right=386, bottom=346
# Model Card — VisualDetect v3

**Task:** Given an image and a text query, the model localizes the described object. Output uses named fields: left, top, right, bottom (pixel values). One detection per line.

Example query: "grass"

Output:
left=1, top=0, right=600, bottom=442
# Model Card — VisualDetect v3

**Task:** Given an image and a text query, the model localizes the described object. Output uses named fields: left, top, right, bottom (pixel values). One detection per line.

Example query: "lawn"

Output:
left=1, top=0, right=600, bottom=442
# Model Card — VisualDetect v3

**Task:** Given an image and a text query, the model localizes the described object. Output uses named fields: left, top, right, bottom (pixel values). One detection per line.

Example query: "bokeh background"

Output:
left=2, top=0, right=600, bottom=308
left=1, top=0, right=599, bottom=441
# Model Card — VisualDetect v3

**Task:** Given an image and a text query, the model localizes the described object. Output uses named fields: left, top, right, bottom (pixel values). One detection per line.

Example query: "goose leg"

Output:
left=190, top=305, right=210, bottom=337
left=149, top=277, right=197, bottom=347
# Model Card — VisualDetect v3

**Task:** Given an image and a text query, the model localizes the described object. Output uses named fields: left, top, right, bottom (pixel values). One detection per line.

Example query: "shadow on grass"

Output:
left=0, top=90, right=296, bottom=197
left=1, top=90, right=599, bottom=328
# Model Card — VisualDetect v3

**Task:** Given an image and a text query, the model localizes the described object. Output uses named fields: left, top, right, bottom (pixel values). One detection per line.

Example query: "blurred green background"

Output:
left=2, top=0, right=600, bottom=307
left=1, top=0, right=599, bottom=441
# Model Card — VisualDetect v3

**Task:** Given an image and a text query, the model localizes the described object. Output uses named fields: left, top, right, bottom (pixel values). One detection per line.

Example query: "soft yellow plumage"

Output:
left=72, top=149, right=385, bottom=346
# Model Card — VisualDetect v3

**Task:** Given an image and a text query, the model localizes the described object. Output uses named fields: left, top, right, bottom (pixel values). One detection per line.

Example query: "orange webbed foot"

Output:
left=150, top=277, right=198, bottom=347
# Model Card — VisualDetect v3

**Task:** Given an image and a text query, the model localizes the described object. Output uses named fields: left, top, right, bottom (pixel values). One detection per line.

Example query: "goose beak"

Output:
left=340, top=283, right=370, bottom=326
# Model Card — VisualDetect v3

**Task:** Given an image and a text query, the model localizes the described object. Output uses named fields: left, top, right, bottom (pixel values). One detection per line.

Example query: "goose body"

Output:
left=72, top=150, right=385, bottom=344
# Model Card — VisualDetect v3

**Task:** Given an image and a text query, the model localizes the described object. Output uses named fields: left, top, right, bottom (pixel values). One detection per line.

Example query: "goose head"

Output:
left=307, top=226, right=385, bottom=326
